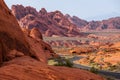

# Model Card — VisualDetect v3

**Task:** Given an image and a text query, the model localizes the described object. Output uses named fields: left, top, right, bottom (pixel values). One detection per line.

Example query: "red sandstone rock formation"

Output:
left=0, top=56, right=104, bottom=80
left=12, top=4, right=120, bottom=37
left=29, top=27, right=43, bottom=40
left=0, top=0, right=33, bottom=63
left=0, top=1, right=105, bottom=80
left=11, top=5, right=82, bottom=37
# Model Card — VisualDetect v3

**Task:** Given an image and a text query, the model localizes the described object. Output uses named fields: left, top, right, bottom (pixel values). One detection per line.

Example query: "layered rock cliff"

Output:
left=11, top=5, right=81, bottom=37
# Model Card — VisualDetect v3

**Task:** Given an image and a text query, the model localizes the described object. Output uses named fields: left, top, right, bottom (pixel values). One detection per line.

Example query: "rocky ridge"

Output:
left=12, top=5, right=81, bottom=37
left=11, top=5, right=120, bottom=37
left=67, top=15, right=120, bottom=31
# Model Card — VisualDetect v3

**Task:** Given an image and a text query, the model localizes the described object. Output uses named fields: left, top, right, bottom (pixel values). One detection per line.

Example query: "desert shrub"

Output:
left=108, top=65, right=118, bottom=71
left=65, top=59, right=73, bottom=67
left=106, top=77, right=115, bottom=80
left=54, top=57, right=73, bottom=67
left=89, top=66, right=98, bottom=74
left=106, top=62, right=118, bottom=71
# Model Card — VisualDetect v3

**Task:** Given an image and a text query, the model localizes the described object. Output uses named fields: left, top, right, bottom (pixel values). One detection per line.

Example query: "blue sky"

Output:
left=4, top=0, right=120, bottom=21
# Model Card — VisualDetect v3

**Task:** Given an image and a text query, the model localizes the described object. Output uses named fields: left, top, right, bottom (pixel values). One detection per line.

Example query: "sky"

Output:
left=4, top=0, right=120, bottom=21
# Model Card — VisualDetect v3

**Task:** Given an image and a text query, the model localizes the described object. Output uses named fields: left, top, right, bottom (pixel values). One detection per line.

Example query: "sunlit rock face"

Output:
left=0, top=0, right=33, bottom=63
left=0, top=0, right=56, bottom=64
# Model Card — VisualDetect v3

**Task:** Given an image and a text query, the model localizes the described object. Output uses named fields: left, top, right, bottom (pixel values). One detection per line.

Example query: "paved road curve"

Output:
left=66, top=55, right=120, bottom=79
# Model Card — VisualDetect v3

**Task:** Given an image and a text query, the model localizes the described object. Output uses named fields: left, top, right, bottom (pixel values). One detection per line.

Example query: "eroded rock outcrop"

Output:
left=12, top=4, right=38, bottom=20
left=0, top=0, right=34, bottom=63
left=21, top=27, right=56, bottom=63
left=11, top=5, right=81, bottom=37
left=0, top=0, right=55, bottom=64
left=30, top=27, right=43, bottom=40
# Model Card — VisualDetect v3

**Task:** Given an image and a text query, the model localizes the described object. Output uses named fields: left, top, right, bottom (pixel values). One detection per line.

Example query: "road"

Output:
left=63, top=55, right=120, bottom=79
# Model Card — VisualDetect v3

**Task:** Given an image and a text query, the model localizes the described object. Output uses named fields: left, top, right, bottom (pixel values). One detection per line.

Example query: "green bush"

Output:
left=90, top=66, right=98, bottom=74
left=54, top=58, right=73, bottom=67
left=65, top=59, right=73, bottom=67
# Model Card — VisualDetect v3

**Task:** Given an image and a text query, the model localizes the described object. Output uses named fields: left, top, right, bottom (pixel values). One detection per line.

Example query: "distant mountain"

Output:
left=65, top=14, right=88, bottom=28
left=11, top=5, right=83, bottom=37
left=11, top=5, right=120, bottom=36
left=67, top=15, right=120, bottom=31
